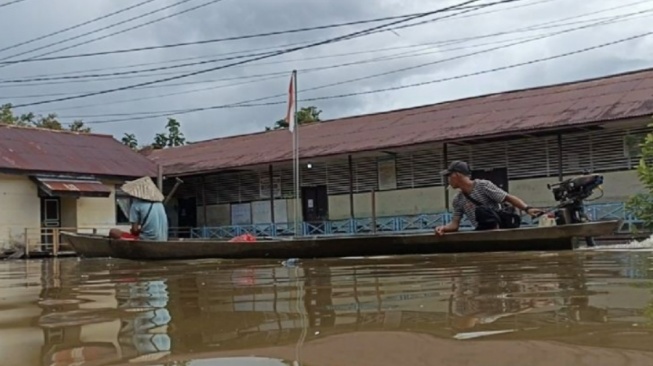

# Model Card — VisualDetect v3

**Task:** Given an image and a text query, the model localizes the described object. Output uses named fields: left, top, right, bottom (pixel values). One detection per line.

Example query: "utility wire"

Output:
left=0, top=0, right=27, bottom=9
left=3, top=3, right=647, bottom=85
left=10, top=0, right=489, bottom=108
left=291, top=8, right=653, bottom=97
left=0, top=0, right=519, bottom=65
left=2, top=0, right=551, bottom=76
left=53, top=36, right=542, bottom=115
left=0, top=0, right=225, bottom=64
left=78, top=28, right=653, bottom=125
left=30, top=4, right=652, bottom=112
left=0, top=0, right=160, bottom=55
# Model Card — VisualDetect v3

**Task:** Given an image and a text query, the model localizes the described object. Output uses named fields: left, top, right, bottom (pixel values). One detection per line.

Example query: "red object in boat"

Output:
left=120, top=232, right=138, bottom=241
left=229, top=233, right=257, bottom=243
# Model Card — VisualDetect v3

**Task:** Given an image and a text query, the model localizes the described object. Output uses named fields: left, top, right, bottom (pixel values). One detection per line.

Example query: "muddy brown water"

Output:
left=1, top=249, right=652, bottom=366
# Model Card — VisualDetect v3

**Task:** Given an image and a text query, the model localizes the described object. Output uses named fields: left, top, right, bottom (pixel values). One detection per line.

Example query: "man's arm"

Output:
left=482, top=180, right=542, bottom=216
left=504, top=194, right=529, bottom=211
left=435, top=203, right=462, bottom=235
left=437, top=215, right=461, bottom=234
left=128, top=203, right=141, bottom=235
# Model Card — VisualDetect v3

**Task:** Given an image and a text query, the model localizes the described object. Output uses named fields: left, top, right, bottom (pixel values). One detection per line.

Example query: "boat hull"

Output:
left=61, top=220, right=621, bottom=260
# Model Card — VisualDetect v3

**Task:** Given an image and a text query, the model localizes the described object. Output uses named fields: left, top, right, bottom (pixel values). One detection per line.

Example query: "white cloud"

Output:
left=1, top=0, right=652, bottom=145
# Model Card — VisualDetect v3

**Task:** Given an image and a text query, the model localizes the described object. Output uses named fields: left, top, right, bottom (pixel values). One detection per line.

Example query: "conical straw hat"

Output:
left=121, top=176, right=164, bottom=202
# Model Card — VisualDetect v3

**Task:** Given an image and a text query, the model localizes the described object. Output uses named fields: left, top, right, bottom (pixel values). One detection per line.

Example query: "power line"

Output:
left=0, top=0, right=160, bottom=55
left=0, top=0, right=523, bottom=65
left=0, top=0, right=550, bottom=76
left=0, top=0, right=225, bottom=64
left=293, top=8, right=653, bottom=96
left=79, top=28, right=653, bottom=125
left=4, top=3, right=647, bottom=85
left=0, top=0, right=27, bottom=9
left=46, top=5, right=653, bottom=115
left=10, top=0, right=490, bottom=108
left=54, top=36, right=542, bottom=115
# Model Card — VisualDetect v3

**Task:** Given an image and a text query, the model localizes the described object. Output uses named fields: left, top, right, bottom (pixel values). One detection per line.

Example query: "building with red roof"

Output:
left=149, top=67, right=653, bottom=235
left=0, top=124, right=159, bottom=250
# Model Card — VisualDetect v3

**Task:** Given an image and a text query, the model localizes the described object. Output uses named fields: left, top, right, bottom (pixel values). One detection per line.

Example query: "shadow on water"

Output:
left=1, top=250, right=653, bottom=365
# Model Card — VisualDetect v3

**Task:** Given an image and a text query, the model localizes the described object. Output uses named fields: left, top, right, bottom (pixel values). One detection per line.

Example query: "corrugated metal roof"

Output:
left=34, top=177, right=112, bottom=197
left=0, top=125, right=158, bottom=178
left=149, top=67, right=653, bottom=176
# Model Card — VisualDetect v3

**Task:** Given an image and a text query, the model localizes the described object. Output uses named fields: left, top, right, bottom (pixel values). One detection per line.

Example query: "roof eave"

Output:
left=0, top=168, right=158, bottom=181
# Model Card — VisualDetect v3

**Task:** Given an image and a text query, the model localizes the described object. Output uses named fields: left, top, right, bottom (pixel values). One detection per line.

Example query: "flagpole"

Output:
left=292, top=69, right=300, bottom=237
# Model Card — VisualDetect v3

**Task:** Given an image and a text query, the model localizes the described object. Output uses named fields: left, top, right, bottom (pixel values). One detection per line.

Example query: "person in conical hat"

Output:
left=109, top=177, right=168, bottom=241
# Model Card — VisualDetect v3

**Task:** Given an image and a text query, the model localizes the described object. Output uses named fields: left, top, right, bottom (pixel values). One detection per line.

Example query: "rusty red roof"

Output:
left=0, top=125, right=158, bottom=178
left=33, top=177, right=112, bottom=197
left=149, top=67, right=653, bottom=176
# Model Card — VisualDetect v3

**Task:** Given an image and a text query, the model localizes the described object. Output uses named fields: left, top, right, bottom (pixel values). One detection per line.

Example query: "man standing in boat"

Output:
left=435, top=161, right=542, bottom=235
left=109, top=176, right=169, bottom=241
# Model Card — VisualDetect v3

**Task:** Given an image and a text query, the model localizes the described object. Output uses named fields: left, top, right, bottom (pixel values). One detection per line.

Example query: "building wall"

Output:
left=75, top=179, right=129, bottom=235
left=0, top=174, right=130, bottom=249
left=0, top=174, right=40, bottom=250
left=168, top=120, right=650, bottom=227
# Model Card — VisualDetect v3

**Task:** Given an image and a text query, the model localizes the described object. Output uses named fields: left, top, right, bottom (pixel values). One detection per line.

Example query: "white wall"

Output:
left=75, top=179, right=129, bottom=235
left=0, top=174, right=130, bottom=250
left=509, top=170, right=642, bottom=207
left=0, top=174, right=40, bottom=250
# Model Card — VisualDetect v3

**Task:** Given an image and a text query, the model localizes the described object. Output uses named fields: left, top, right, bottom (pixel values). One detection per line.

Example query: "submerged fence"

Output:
left=187, top=202, right=642, bottom=239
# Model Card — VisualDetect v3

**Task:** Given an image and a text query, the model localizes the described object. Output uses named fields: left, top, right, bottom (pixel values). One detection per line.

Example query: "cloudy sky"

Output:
left=1, top=0, right=652, bottom=145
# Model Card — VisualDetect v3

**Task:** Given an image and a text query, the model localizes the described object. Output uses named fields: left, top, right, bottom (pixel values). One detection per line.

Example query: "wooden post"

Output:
left=348, top=155, right=355, bottom=219
left=23, top=227, right=29, bottom=258
left=157, top=164, right=164, bottom=192
left=269, top=164, right=275, bottom=224
left=371, top=189, right=377, bottom=234
left=557, top=134, right=563, bottom=181
left=201, top=176, right=208, bottom=227
left=443, top=143, right=449, bottom=212
left=53, top=228, right=59, bottom=257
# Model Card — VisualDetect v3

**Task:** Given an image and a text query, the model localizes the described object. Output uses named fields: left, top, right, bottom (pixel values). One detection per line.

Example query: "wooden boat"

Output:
left=60, top=220, right=621, bottom=261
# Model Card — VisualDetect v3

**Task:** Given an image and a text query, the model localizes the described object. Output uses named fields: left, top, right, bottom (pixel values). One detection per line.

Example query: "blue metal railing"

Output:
left=185, top=202, right=642, bottom=239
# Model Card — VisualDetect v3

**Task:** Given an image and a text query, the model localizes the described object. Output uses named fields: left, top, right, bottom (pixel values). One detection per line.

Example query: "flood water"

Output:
left=1, top=247, right=653, bottom=366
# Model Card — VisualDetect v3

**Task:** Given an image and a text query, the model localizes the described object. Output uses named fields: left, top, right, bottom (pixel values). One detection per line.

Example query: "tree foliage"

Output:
left=266, top=106, right=322, bottom=131
left=626, top=121, right=653, bottom=230
left=0, top=103, right=90, bottom=132
left=121, top=117, right=187, bottom=150
left=121, top=133, right=139, bottom=149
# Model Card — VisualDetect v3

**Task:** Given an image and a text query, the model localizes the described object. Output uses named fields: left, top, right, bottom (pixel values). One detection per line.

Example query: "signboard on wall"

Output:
left=259, top=175, right=282, bottom=199
left=378, top=158, right=397, bottom=191
left=231, top=203, right=252, bottom=225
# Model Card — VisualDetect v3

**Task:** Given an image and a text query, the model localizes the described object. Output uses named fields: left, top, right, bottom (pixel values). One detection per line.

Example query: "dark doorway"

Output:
left=177, top=197, right=197, bottom=238
left=472, top=167, right=510, bottom=192
left=40, top=197, right=61, bottom=250
left=301, top=185, right=329, bottom=223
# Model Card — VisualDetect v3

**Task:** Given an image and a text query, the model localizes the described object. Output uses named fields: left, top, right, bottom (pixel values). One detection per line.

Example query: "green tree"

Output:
left=69, top=120, right=91, bottom=133
left=121, top=133, right=139, bottom=149
left=626, top=120, right=653, bottom=230
left=151, top=118, right=186, bottom=149
left=1, top=103, right=91, bottom=132
left=266, top=105, right=323, bottom=131
left=122, top=118, right=188, bottom=151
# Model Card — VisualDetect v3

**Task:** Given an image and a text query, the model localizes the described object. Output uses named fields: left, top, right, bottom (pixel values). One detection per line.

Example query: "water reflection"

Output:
left=1, top=250, right=652, bottom=365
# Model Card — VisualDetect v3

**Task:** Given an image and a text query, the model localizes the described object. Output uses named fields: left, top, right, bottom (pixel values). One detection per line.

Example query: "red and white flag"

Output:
left=285, top=71, right=296, bottom=132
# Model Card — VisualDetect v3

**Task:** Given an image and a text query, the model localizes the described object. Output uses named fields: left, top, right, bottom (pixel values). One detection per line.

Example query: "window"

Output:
left=115, top=186, right=132, bottom=224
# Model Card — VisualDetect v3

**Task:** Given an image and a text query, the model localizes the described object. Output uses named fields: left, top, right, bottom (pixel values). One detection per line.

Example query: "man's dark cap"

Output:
left=440, top=160, right=471, bottom=177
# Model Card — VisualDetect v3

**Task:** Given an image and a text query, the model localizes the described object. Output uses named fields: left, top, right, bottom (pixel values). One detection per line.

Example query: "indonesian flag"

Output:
left=286, top=71, right=296, bottom=132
